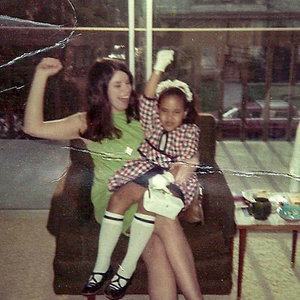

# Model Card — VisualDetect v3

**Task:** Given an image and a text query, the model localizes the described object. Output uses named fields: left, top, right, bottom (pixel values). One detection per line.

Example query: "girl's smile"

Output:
left=108, top=71, right=132, bottom=113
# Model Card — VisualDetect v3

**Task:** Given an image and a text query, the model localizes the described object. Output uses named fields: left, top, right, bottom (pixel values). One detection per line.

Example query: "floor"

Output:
left=0, top=139, right=299, bottom=300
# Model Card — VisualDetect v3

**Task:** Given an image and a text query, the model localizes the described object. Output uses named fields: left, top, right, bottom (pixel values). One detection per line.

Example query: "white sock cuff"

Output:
left=104, top=210, right=124, bottom=222
left=134, top=213, right=155, bottom=225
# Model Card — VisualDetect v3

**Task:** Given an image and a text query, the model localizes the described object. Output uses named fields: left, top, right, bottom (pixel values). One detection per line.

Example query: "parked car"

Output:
left=212, top=100, right=300, bottom=139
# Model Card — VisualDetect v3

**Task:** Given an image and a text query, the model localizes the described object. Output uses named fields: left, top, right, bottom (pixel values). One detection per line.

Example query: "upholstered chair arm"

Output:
left=198, top=161, right=236, bottom=241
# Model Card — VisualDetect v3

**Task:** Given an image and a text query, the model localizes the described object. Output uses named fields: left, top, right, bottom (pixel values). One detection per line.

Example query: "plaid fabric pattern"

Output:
left=108, top=95, right=200, bottom=207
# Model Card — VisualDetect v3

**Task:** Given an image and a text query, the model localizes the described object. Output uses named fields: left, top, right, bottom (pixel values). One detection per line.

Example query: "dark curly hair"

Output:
left=81, top=58, right=139, bottom=142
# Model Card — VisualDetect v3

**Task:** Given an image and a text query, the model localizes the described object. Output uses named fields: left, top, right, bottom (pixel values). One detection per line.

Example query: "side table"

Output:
left=234, top=196, right=300, bottom=300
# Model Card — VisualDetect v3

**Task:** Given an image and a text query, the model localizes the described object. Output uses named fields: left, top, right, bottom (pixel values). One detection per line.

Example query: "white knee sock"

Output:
left=93, top=211, right=124, bottom=280
left=115, top=213, right=155, bottom=286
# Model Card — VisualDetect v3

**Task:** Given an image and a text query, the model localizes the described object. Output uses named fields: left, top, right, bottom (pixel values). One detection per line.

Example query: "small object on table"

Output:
left=247, top=197, right=272, bottom=220
left=242, top=189, right=270, bottom=203
left=242, top=189, right=290, bottom=214
left=289, top=193, right=300, bottom=206
left=277, top=203, right=300, bottom=221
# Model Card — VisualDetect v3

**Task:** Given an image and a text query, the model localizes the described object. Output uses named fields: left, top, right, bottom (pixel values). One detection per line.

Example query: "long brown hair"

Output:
left=81, top=58, right=139, bottom=142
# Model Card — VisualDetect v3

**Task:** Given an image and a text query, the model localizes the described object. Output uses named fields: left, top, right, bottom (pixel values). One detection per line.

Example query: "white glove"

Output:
left=153, top=50, right=174, bottom=72
left=149, top=171, right=175, bottom=190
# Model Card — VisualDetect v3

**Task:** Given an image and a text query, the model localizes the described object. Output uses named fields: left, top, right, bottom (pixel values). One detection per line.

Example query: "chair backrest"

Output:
left=195, top=113, right=216, bottom=164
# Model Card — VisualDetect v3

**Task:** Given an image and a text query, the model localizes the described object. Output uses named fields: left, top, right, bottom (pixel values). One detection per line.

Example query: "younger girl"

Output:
left=82, top=50, right=203, bottom=300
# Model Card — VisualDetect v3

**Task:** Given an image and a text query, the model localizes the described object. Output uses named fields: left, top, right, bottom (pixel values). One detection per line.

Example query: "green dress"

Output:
left=87, top=111, right=144, bottom=233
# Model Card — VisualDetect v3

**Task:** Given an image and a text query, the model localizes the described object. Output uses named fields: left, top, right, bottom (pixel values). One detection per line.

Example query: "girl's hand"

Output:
left=170, top=153, right=199, bottom=184
left=36, top=57, right=63, bottom=77
left=153, top=49, right=174, bottom=72
left=171, top=164, right=193, bottom=184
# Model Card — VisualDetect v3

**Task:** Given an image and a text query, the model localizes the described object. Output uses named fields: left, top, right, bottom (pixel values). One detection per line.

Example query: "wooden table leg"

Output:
left=237, top=228, right=247, bottom=300
left=291, top=230, right=298, bottom=268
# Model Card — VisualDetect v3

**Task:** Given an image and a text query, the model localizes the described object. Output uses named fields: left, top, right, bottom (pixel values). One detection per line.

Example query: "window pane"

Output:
left=152, top=28, right=300, bottom=140
left=1, top=0, right=300, bottom=141
left=153, top=0, right=300, bottom=28
left=0, top=0, right=129, bottom=27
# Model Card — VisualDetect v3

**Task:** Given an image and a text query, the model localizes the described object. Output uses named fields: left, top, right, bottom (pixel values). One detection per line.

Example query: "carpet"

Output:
left=231, top=230, right=300, bottom=300
left=1, top=210, right=300, bottom=300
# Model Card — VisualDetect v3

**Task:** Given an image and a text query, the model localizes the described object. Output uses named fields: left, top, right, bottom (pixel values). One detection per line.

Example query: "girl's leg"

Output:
left=94, top=182, right=147, bottom=270
left=107, top=182, right=146, bottom=213
left=105, top=197, right=156, bottom=298
left=82, top=182, right=146, bottom=294
left=154, top=216, right=203, bottom=300
left=142, top=233, right=178, bottom=300
left=92, top=211, right=124, bottom=274
left=94, top=182, right=146, bottom=269
left=112, top=212, right=156, bottom=280
left=81, top=210, right=124, bottom=295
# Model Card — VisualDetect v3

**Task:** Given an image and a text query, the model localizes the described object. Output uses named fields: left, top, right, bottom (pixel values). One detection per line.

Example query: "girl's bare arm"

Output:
left=144, top=71, right=162, bottom=98
left=24, top=57, right=87, bottom=140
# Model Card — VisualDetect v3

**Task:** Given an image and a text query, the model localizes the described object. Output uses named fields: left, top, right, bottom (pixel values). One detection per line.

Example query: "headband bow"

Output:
left=156, top=79, right=193, bottom=102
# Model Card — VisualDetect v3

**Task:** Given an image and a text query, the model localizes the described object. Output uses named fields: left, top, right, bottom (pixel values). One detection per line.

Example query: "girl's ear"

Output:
left=184, top=110, right=188, bottom=118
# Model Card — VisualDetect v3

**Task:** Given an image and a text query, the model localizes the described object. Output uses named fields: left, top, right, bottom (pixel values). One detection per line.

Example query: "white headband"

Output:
left=156, top=79, right=193, bottom=102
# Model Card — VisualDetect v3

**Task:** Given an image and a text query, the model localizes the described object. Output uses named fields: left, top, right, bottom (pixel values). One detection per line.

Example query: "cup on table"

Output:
left=248, top=197, right=272, bottom=220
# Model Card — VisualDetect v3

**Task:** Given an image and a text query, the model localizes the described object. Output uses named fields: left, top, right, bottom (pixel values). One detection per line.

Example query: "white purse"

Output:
left=143, top=172, right=184, bottom=219
left=143, top=188, right=184, bottom=219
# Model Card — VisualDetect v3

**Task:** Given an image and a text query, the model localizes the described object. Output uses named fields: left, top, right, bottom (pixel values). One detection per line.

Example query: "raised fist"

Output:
left=153, top=49, right=174, bottom=72
left=36, top=57, right=63, bottom=77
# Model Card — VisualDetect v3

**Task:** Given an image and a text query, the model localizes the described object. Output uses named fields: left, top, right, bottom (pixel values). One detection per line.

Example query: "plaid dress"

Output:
left=108, top=95, right=200, bottom=208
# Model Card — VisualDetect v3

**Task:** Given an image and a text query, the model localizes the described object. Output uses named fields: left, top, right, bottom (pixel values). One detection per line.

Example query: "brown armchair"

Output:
left=47, top=113, right=236, bottom=296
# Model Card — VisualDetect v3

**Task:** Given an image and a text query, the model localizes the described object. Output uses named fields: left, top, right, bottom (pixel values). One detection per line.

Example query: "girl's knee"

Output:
left=108, top=191, right=131, bottom=212
left=109, top=191, right=122, bottom=205
left=108, top=182, right=146, bottom=212
left=154, top=215, right=177, bottom=230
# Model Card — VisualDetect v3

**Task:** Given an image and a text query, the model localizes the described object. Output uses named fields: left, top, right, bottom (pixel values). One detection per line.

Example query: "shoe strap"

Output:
left=109, top=273, right=130, bottom=290
left=88, top=271, right=107, bottom=286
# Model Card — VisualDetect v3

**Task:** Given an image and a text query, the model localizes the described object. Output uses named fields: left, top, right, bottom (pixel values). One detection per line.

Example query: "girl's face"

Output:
left=158, top=95, right=187, bottom=132
left=107, top=70, right=132, bottom=113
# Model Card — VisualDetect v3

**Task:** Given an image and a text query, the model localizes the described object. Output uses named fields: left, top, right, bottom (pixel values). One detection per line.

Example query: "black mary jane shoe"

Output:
left=81, top=266, right=114, bottom=296
left=104, top=273, right=133, bottom=300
